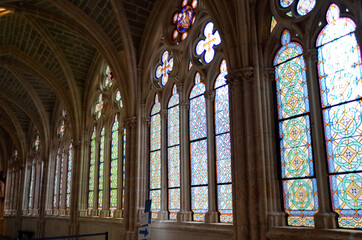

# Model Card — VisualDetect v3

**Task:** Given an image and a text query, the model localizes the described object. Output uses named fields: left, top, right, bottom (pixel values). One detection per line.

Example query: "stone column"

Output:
left=124, top=117, right=138, bottom=240
left=33, top=159, right=42, bottom=215
left=204, top=90, right=218, bottom=223
left=79, top=139, right=90, bottom=217
left=305, top=49, right=337, bottom=229
left=178, top=83, right=192, bottom=221
left=69, top=140, right=82, bottom=236
left=36, top=156, right=49, bottom=238
left=45, top=146, right=55, bottom=215
left=263, top=68, right=286, bottom=227
left=101, top=125, right=111, bottom=218
left=159, top=109, right=169, bottom=220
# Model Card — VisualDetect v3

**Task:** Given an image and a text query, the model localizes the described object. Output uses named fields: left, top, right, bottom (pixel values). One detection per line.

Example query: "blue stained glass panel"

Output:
left=216, top=133, right=231, bottom=183
left=150, top=151, right=161, bottom=189
left=218, top=184, right=233, bottom=223
left=318, top=34, right=362, bottom=107
left=274, top=30, right=303, bottom=66
left=192, top=186, right=208, bottom=221
left=280, top=0, right=294, bottom=8
left=169, top=188, right=180, bottom=220
left=296, top=0, right=316, bottom=16
left=191, top=140, right=208, bottom=185
left=168, top=146, right=180, bottom=188
left=280, top=116, right=314, bottom=178
left=283, top=178, right=318, bottom=227
left=190, top=96, right=206, bottom=140
left=215, top=59, right=228, bottom=88
left=275, top=56, right=309, bottom=119
left=215, top=86, right=230, bottom=134
left=190, top=73, right=205, bottom=98
left=324, top=101, right=362, bottom=173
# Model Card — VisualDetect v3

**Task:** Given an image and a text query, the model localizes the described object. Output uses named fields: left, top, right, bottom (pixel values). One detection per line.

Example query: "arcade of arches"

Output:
left=0, top=0, right=362, bottom=239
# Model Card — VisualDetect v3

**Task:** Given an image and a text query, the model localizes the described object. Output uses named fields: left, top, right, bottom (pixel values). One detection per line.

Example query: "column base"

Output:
left=100, top=210, right=110, bottom=218
left=158, top=210, right=169, bottom=220
left=91, top=209, right=98, bottom=217
left=58, top=209, right=66, bottom=216
left=113, top=209, right=123, bottom=219
left=125, top=230, right=137, bottom=240
left=178, top=211, right=192, bottom=222
left=205, top=211, right=219, bottom=223
left=78, top=209, right=87, bottom=217
left=315, top=211, right=337, bottom=229
left=45, top=209, right=52, bottom=216
left=267, top=211, right=286, bottom=227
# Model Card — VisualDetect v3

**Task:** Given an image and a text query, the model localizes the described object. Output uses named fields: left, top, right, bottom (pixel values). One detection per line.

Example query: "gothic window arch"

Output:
left=270, top=0, right=362, bottom=230
left=85, top=62, right=126, bottom=219
left=147, top=4, right=232, bottom=223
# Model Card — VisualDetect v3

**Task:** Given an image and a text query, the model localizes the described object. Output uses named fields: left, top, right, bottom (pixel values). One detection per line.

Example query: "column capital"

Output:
left=176, top=82, right=184, bottom=93
left=73, top=140, right=81, bottom=148
left=304, top=49, right=318, bottom=63
left=263, top=68, right=275, bottom=81
left=161, top=109, right=168, bottom=120
left=204, top=90, right=215, bottom=101
left=226, top=67, right=254, bottom=86
left=142, top=116, right=151, bottom=127
left=180, top=100, right=189, bottom=110
left=124, top=116, right=137, bottom=129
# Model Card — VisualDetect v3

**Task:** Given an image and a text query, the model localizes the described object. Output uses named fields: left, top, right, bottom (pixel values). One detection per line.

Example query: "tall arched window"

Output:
left=168, top=85, right=180, bottom=220
left=66, top=142, right=73, bottom=212
left=110, top=116, right=119, bottom=216
left=150, top=94, right=161, bottom=219
left=215, top=59, right=232, bottom=223
left=189, top=72, right=208, bottom=221
left=98, top=127, right=105, bottom=215
left=273, top=29, right=318, bottom=227
left=317, top=4, right=362, bottom=229
left=88, top=128, right=96, bottom=215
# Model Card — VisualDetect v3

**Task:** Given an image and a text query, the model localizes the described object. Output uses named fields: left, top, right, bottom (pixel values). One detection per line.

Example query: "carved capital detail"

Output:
left=161, top=109, right=168, bottom=120
left=304, top=49, right=318, bottom=63
left=204, top=90, right=215, bottom=101
left=226, top=67, right=254, bottom=86
left=176, top=82, right=184, bottom=93
left=124, top=116, right=137, bottom=129
left=180, top=100, right=189, bottom=110
left=264, top=68, right=275, bottom=80
left=73, top=141, right=81, bottom=148
left=143, top=117, right=151, bottom=127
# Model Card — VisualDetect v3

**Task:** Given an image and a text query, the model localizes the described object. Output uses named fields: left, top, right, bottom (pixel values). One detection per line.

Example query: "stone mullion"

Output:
left=13, top=171, right=19, bottom=215
left=69, top=141, right=82, bottom=235
left=33, top=159, right=41, bottom=214
left=36, top=156, right=49, bottom=238
left=263, top=68, right=286, bottom=227
left=4, top=169, right=11, bottom=214
left=45, top=148, right=55, bottom=215
left=159, top=109, right=169, bottom=220
left=79, top=140, right=90, bottom=217
left=114, top=126, right=123, bottom=218
left=178, top=83, right=192, bottom=221
left=93, top=136, right=100, bottom=216
left=123, top=117, right=138, bottom=240
left=305, top=49, right=337, bottom=229
left=204, top=90, right=218, bottom=223
left=101, top=125, right=111, bottom=218
left=22, top=164, right=30, bottom=214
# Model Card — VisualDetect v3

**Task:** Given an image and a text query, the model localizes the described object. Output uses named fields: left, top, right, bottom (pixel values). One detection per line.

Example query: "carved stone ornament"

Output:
left=124, top=116, right=137, bottom=129
left=226, top=67, right=254, bottom=86
left=204, top=90, right=215, bottom=101
left=263, top=68, right=275, bottom=81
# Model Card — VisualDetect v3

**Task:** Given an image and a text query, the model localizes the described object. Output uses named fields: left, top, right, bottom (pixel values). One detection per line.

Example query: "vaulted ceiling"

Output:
left=0, top=0, right=156, bottom=162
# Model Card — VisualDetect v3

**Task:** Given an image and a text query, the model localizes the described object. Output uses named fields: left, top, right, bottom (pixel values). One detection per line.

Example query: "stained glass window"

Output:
left=122, top=128, right=126, bottom=214
left=190, top=72, right=208, bottom=221
left=196, top=22, right=221, bottom=64
left=66, top=142, right=73, bottom=211
left=274, top=29, right=318, bottom=227
left=155, top=51, right=174, bottom=86
left=317, top=4, right=362, bottom=229
left=28, top=162, right=35, bottom=209
left=95, top=94, right=104, bottom=120
left=110, top=116, right=119, bottom=217
left=296, top=0, right=315, bottom=16
left=60, top=120, right=65, bottom=137
left=98, top=128, right=105, bottom=214
left=280, top=0, right=294, bottom=8
left=59, top=151, right=64, bottom=208
left=88, top=128, right=96, bottom=215
left=150, top=95, right=161, bottom=219
left=271, top=16, right=277, bottom=33
left=215, top=60, right=232, bottom=223
left=172, top=0, right=198, bottom=41
left=168, top=85, right=180, bottom=220
left=115, top=90, right=123, bottom=108
left=104, top=65, right=114, bottom=88
left=53, top=149, right=60, bottom=209
left=34, top=135, right=40, bottom=152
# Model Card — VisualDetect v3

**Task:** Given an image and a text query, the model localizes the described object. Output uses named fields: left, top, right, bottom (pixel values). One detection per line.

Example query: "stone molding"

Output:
left=124, top=116, right=137, bottom=129
left=204, top=90, right=215, bottom=101
left=226, top=67, right=254, bottom=86
left=304, top=49, right=318, bottom=63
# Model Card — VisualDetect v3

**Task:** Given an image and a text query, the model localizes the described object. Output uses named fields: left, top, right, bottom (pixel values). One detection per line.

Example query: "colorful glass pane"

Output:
left=88, top=129, right=96, bottom=210
left=104, top=65, right=114, bottom=88
left=274, top=30, right=303, bottom=65
left=190, top=73, right=205, bottom=98
left=218, top=184, right=233, bottom=223
left=150, top=190, right=161, bottom=219
left=190, top=75, right=206, bottom=141
left=271, top=16, right=277, bottom=33
left=115, top=90, right=123, bottom=108
left=155, top=50, right=174, bottom=86
left=280, top=0, right=294, bottom=8
left=169, top=188, right=180, bottom=220
left=216, top=134, right=232, bottom=183
left=122, top=129, right=126, bottom=211
left=150, top=151, right=161, bottom=189
left=286, top=11, right=292, bottom=17
left=191, top=140, right=208, bottom=185
left=53, top=152, right=60, bottom=209
left=34, top=135, right=40, bottom=151
left=59, top=120, right=65, bottom=137
left=196, top=22, right=221, bottom=64
left=95, top=94, right=104, bottom=120
left=29, top=164, right=35, bottom=209
left=66, top=143, right=72, bottom=209
left=283, top=178, right=318, bottom=227
left=168, top=107, right=180, bottom=146
left=99, top=128, right=104, bottom=209
left=59, top=151, right=64, bottom=207
left=330, top=173, right=362, bottom=228
left=151, top=114, right=161, bottom=151
left=110, top=116, right=119, bottom=211
left=168, top=146, right=180, bottom=188
left=172, top=0, right=197, bottom=41
left=324, top=101, right=362, bottom=173
left=296, top=0, right=315, bottom=16
left=192, top=186, right=208, bottom=221
left=280, top=116, right=314, bottom=178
